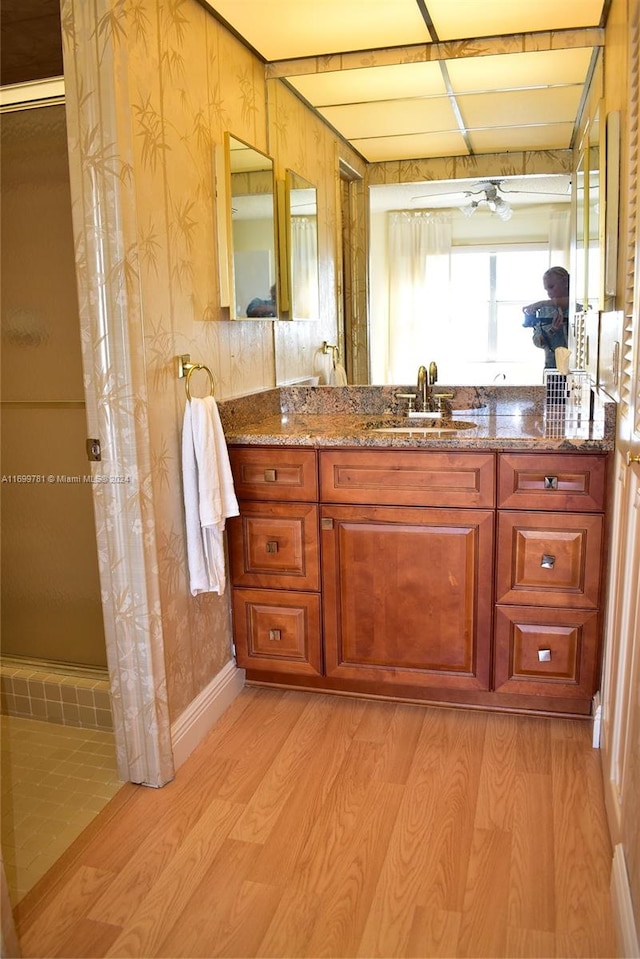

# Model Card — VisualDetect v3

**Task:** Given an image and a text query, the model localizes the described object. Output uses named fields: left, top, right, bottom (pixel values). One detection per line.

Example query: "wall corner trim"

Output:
left=611, top=843, right=640, bottom=958
left=170, top=660, right=245, bottom=770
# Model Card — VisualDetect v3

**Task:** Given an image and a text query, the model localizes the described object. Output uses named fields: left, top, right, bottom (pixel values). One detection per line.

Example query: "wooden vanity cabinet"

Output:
left=227, top=448, right=323, bottom=678
left=494, top=451, right=608, bottom=712
left=227, top=444, right=609, bottom=717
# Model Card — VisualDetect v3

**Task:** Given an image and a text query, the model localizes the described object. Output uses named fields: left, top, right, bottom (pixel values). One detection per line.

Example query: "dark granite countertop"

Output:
left=217, top=385, right=616, bottom=452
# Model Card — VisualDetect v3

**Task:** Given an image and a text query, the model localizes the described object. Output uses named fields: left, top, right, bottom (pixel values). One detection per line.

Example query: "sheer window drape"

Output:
left=290, top=216, right=319, bottom=319
left=549, top=210, right=571, bottom=269
left=386, top=212, right=452, bottom=382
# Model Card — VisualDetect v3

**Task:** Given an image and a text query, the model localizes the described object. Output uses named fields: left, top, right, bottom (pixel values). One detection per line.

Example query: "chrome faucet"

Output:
left=417, top=362, right=438, bottom=412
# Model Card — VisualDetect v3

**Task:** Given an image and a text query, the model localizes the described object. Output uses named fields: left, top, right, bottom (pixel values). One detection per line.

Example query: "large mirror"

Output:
left=369, top=172, right=574, bottom=385
left=285, top=170, right=320, bottom=321
left=224, top=134, right=278, bottom=319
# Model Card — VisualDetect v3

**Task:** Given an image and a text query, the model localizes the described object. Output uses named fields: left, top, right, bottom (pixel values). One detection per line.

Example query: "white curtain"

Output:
left=290, top=216, right=319, bottom=319
left=549, top=210, right=571, bottom=268
left=386, top=212, right=452, bottom=382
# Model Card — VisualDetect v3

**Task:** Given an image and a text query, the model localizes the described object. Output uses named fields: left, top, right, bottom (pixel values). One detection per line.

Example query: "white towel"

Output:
left=329, top=361, right=348, bottom=386
left=182, top=396, right=239, bottom=596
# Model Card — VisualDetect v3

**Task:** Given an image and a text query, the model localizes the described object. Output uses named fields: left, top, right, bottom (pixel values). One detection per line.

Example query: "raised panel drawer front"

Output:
left=229, top=447, right=317, bottom=502
left=227, top=503, right=319, bottom=590
left=494, top=605, right=599, bottom=699
left=319, top=450, right=495, bottom=508
left=232, top=589, right=322, bottom=676
left=498, top=452, right=606, bottom=511
left=321, top=504, right=494, bottom=691
left=496, top=511, right=603, bottom=608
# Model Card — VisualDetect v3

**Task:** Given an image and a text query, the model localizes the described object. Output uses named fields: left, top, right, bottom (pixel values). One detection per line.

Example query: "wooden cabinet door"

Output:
left=321, top=505, right=494, bottom=691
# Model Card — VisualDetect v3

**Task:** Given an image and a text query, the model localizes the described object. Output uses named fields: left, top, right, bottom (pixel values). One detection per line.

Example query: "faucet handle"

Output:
left=433, top=392, right=454, bottom=414
left=395, top=392, right=417, bottom=413
left=428, top=361, right=438, bottom=384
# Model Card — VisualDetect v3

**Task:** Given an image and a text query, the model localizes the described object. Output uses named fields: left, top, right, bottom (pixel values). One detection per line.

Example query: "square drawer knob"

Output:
left=264, top=469, right=277, bottom=482
left=540, top=554, right=556, bottom=569
left=268, top=629, right=282, bottom=642
left=266, top=541, right=279, bottom=553
left=544, top=475, right=559, bottom=490
left=538, top=648, right=552, bottom=662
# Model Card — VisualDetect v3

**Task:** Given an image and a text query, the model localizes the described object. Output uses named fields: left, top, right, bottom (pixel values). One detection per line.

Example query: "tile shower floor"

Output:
left=1, top=715, right=122, bottom=905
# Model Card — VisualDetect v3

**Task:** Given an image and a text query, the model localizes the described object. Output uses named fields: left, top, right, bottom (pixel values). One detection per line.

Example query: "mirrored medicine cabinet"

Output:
left=219, top=133, right=278, bottom=320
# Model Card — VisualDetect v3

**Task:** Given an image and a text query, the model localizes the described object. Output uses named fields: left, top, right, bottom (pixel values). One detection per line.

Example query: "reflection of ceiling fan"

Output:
left=411, top=176, right=571, bottom=221
left=462, top=181, right=514, bottom=221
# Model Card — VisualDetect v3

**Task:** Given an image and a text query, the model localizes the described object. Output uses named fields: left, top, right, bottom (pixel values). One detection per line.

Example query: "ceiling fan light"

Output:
left=461, top=200, right=479, bottom=217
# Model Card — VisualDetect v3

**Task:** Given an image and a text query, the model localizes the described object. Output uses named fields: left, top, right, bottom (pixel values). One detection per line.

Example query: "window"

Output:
left=438, top=246, right=551, bottom=384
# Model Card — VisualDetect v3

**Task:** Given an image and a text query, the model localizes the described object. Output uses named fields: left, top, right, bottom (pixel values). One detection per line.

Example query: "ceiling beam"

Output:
left=265, top=27, right=604, bottom=80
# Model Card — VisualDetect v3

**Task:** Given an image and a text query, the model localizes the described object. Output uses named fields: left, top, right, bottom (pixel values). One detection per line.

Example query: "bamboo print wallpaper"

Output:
left=60, top=0, right=363, bottom=779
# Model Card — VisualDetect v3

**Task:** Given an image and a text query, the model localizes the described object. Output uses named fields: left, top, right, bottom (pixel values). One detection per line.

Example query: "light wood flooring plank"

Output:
left=86, top=759, right=239, bottom=926
left=258, top=737, right=404, bottom=957
left=53, top=918, right=122, bottom=959
left=15, top=690, right=618, bottom=959
left=155, top=839, right=281, bottom=958
left=229, top=694, right=346, bottom=844
left=507, top=770, right=556, bottom=934
left=405, top=906, right=462, bottom=958
left=551, top=735, right=616, bottom=955
left=506, top=926, right=558, bottom=957
left=248, top=694, right=367, bottom=888
left=103, top=798, right=244, bottom=956
left=356, top=708, right=486, bottom=958
left=474, top=712, right=519, bottom=831
left=456, top=826, right=512, bottom=957
left=19, top=865, right=115, bottom=959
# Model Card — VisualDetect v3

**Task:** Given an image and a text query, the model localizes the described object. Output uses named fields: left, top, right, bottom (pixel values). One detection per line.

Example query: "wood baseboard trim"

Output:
left=611, top=843, right=640, bottom=958
left=171, top=660, right=245, bottom=769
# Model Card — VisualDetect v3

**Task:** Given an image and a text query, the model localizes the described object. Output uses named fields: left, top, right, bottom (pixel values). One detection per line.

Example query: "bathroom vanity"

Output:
left=221, top=386, right=614, bottom=718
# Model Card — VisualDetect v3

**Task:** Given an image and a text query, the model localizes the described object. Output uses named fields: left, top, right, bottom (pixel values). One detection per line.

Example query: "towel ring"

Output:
left=185, top=363, right=215, bottom=401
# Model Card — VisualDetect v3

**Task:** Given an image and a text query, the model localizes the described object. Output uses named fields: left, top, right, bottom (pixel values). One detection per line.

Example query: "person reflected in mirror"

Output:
left=522, top=266, right=570, bottom=369
left=246, top=284, right=276, bottom=317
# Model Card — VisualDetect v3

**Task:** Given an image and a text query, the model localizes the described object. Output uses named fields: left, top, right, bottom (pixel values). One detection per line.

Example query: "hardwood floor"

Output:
left=14, top=688, right=617, bottom=958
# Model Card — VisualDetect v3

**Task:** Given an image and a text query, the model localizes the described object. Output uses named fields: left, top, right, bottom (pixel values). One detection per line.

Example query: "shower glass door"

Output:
left=0, top=96, right=106, bottom=668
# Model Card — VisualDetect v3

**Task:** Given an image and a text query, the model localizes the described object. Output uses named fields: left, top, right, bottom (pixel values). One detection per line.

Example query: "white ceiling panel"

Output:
left=352, top=130, right=470, bottom=163
left=446, top=48, right=593, bottom=94
left=426, top=0, right=605, bottom=41
left=287, top=61, right=447, bottom=108
left=205, top=0, right=429, bottom=61
left=468, top=122, right=576, bottom=154
left=320, top=97, right=459, bottom=141
left=459, top=87, right=584, bottom=129
left=204, top=0, right=607, bottom=164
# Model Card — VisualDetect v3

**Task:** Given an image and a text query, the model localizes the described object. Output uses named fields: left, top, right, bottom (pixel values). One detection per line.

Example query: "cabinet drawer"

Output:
left=319, top=450, right=494, bottom=508
left=232, top=588, right=322, bottom=676
left=494, top=605, right=599, bottom=700
left=496, top=511, right=603, bottom=608
left=227, top=503, right=319, bottom=590
left=229, top=447, right=317, bottom=502
left=498, top=452, right=606, bottom=511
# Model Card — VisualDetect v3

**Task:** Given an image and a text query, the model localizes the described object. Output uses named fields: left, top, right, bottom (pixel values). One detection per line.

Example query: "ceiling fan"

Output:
left=411, top=177, right=572, bottom=221
left=461, top=180, right=514, bottom=221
